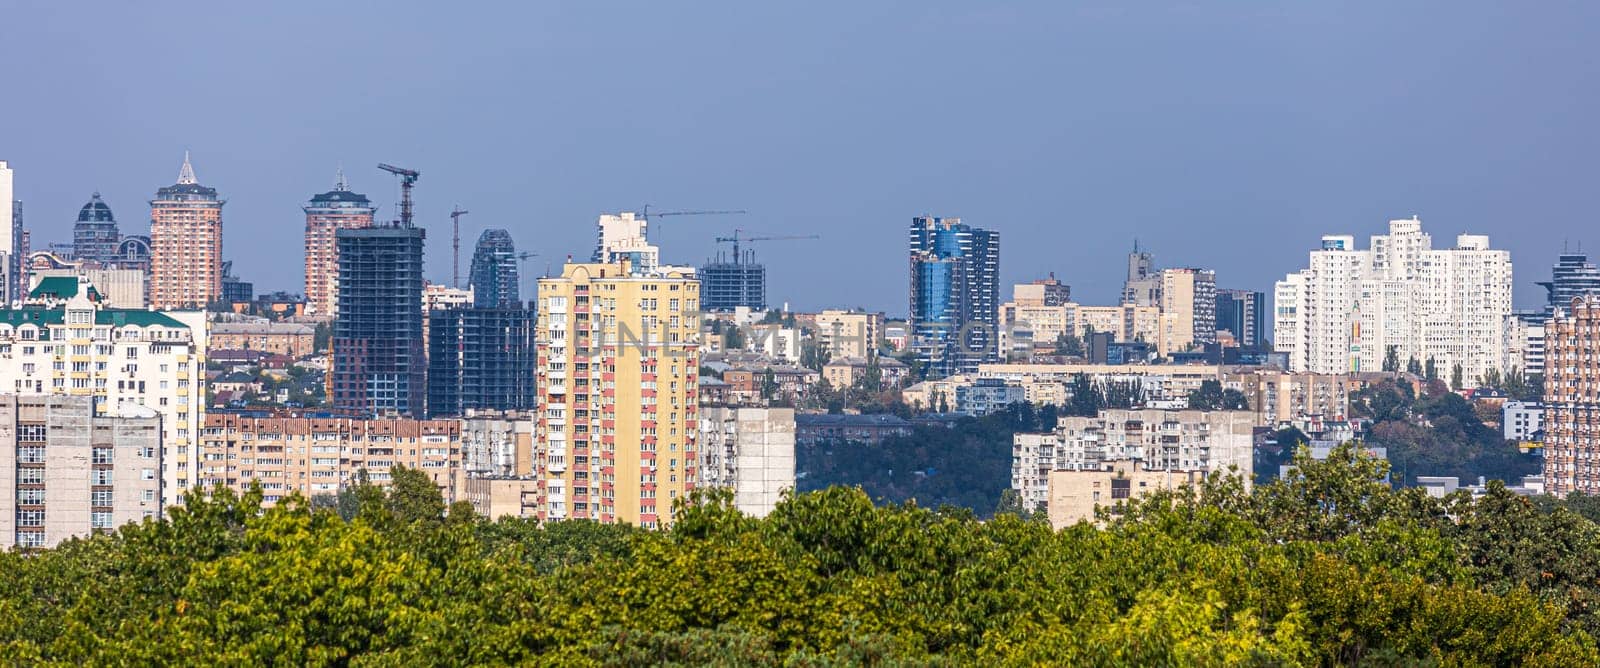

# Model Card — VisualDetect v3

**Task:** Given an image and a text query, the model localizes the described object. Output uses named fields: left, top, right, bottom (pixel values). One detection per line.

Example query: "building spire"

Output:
left=335, top=163, right=348, bottom=191
left=177, top=151, right=197, bottom=185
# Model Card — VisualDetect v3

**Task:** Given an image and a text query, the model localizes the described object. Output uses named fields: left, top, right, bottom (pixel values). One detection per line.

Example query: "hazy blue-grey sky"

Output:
left=4, top=1, right=1597, bottom=314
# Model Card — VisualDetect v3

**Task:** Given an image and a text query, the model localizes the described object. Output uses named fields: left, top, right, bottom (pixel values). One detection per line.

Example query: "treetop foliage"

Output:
left=2, top=451, right=1599, bottom=665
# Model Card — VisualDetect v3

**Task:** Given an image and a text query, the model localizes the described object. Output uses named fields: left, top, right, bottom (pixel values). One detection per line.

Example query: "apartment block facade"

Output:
left=1544, top=295, right=1600, bottom=495
left=535, top=261, right=700, bottom=527
left=0, top=277, right=206, bottom=507
left=697, top=406, right=795, bottom=518
left=149, top=154, right=224, bottom=309
left=1012, top=409, right=1256, bottom=513
left=200, top=414, right=461, bottom=504
left=0, top=395, right=162, bottom=549
left=1275, top=218, right=1513, bottom=383
left=302, top=174, right=376, bottom=316
left=812, top=309, right=883, bottom=360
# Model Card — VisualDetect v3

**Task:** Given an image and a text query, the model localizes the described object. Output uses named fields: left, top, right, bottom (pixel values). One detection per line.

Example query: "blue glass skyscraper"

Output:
left=909, top=216, right=1000, bottom=378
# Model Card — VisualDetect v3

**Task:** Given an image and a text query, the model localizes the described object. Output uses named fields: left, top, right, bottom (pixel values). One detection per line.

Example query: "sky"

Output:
left=3, top=1, right=1598, bottom=315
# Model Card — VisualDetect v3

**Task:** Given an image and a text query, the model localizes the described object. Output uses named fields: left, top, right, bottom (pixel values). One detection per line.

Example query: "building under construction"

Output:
left=700, top=248, right=766, bottom=312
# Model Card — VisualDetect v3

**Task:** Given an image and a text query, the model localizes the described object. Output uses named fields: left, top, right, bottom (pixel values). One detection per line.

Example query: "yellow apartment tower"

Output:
left=536, top=260, right=699, bottom=528
left=149, top=153, right=224, bottom=309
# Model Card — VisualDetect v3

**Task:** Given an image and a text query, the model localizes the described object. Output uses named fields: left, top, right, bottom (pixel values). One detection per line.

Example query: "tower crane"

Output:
left=449, top=206, right=469, bottom=288
left=377, top=163, right=420, bottom=227
left=713, top=230, right=820, bottom=263
left=639, top=205, right=747, bottom=223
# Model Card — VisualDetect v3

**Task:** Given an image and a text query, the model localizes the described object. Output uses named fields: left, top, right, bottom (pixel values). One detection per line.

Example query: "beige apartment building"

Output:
left=1076, top=304, right=1161, bottom=344
left=0, top=395, right=162, bottom=549
left=209, top=320, right=317, bottom=357
left=200, top=414, right=462, bottom=505
left=1157, top=268, right=1217, bottom=356
left=813, top=309, right=883, bottom=360
left=698, top=406, right=795, bottom=518
left=536, top=260, right=700, bottom=528
left=1046, top=460, right=1213, bottom=528
left=1224, top=370, right=1349, bottom=426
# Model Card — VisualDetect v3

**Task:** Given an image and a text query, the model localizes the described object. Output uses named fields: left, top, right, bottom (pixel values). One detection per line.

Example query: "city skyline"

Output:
left=5, top=3, right=1598, bottom=314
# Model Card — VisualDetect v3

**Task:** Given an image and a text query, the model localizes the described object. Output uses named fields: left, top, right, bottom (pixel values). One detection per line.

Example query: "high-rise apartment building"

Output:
left=427, top=306, right=537, bottom=417
left=0, top=276, right=207, bottom=507
left=1274, top=217, right=1512, bottom=382
left=0, top=161, right=20, bottom=304
left=469, top=229, right=520, bottom=309
left=149, top=153, right=224, bottom=309
left=0, top=395, right=163, bottom=549
left=1217, top=289, right=1265, bottom=347
left=908, top=216, right=1000, bottom=378
left=73, top=193, right=122, bottom=263
left=200, top=414, right=461, bottom=505
left=1157, top=268, right=1217, bottom=355
left=1537, top=252, right=1600, bottom=318
left=697, top=406, right=795, bottom=518
left=1122, top=242, right=1160, bottom=307
left=1543, top=295, right=1600, bottom=496
left=302, top=171, right=376, bottom=316
left=332, top=225, right=426, bottom=417
left=535, top=260, right=700, bottom=527
left=593, top=212, right=661, bottom=274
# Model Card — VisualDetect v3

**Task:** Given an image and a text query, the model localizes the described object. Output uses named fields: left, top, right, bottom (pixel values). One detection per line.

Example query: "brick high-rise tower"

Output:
left=303, top=168, right=376, bottom=316
left=149, top=153, right=223, bottom=309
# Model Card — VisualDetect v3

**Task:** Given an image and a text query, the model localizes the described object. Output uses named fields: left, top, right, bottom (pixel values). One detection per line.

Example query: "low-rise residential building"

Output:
left=698, top=406, right=795, bottom=517
left=722, top=365, right=818, bottom=404
left=955, top=378, right=1025, bottom=416
left=457, top=476, right=540, bottom=520
left=822, top=356, right=909, bottom=390
left=209, top=320, right=316, bottom=358
left=745, top=324, right=803, bottom=363
left=1012, top=408, right=1256, bottom=514
left=1504, top=401, right=1543, bottom=442
left=200, top=414, right=462, bottom=505
left=0, top=395, right=163, bottom=549
left=1223, top=370, right=1348, bottom=426
left=979, top=363, right=1224, bottom=405
left=794, top=412, right=915, bottom=446
left=459, top=411, right=535, bottom=477
left=813, top=310, right=883, bottom=360
left=1045, top=461, right=1213, bottom=528
left=901, top=374, right=970, bottom=413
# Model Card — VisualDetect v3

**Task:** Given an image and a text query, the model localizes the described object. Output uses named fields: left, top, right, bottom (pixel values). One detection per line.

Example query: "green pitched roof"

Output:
left=28, top=277, right=102, bottom=303
left=0, top=307, right=188, bottom=333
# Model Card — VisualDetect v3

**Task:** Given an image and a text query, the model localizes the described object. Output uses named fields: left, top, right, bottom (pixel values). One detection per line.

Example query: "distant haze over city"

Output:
left=4, top=2, right=1598, bottom=313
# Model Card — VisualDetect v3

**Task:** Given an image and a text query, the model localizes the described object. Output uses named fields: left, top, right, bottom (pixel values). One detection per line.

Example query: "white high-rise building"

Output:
left=1274, top=217, right=1513, bottom=383
left=0, top=161, right=17, bottom=304
left=0, top=276, right=207, bottom=508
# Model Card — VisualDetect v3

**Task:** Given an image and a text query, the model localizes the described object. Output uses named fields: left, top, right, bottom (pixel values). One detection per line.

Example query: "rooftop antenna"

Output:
left=334, top=163, right=348, bottom=191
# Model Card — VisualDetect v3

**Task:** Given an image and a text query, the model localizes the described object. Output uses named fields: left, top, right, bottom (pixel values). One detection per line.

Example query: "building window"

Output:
left=92, top=470, right=114, bottom=485
left=17, top=510, right=45, bottom=527
left=17, top=424, right=46, bottom=442
left=16, top=531, right=44, bottom=548
left=91, top=490, right=114, bottom=506
left=91, top=512, right=113, bottom=529
left=92, top=447, right=114, bottom=464
left=1111, top=478, right=1131, bottom=500
left=17, top=489, right=44, bottom=505
left=18, top=468, right=44, bottom=484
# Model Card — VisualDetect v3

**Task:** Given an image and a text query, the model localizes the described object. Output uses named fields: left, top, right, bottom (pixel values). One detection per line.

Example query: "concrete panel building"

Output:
left=1012, top=408, right=1256, bottom=514
left=209, top=320, right=316, bottom=357
left=813, top=309, right=883, bottom=360
left=1046, top=461, right=1212, bottom=528
left=0, top=395, right=162, bottom=549
left=199, top=414, right=461, bottom=505
left=1543, top=296, right=1600, bottom=495
left=698, top=406, right=795, bottom=517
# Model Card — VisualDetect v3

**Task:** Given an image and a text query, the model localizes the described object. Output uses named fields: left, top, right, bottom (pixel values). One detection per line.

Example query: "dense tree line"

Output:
left=4, top=452, right=1600, bottom=665
left=797, top=403, right=1054, bottom=514
left=1352, top=379, right=1539, bottom=485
